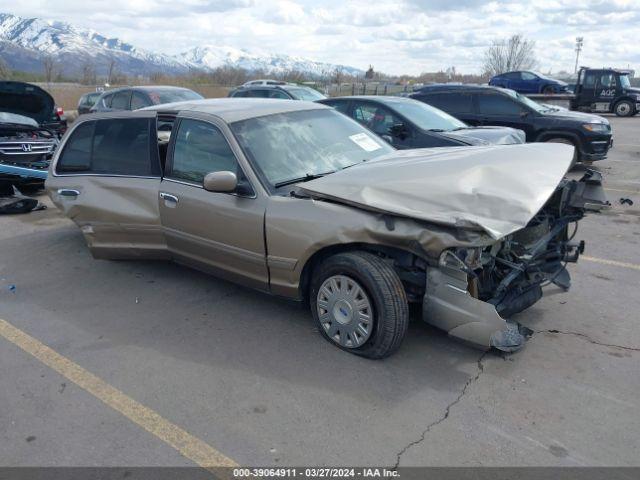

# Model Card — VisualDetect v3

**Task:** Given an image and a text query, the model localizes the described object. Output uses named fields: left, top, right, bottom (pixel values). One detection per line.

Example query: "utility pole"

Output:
left=574, top=37, right=584, bottom=73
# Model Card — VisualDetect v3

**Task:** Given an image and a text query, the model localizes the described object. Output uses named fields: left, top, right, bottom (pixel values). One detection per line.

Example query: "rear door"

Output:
left=158, top=112, right=269, bottom=291
left=47, top=111, right=166, bottom=258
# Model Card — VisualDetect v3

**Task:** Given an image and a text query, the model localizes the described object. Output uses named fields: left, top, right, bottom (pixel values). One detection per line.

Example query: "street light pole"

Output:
left=574, top=37, right=584, bottom=73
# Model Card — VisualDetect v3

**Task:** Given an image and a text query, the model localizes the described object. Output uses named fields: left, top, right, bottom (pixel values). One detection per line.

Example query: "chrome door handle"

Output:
left=57, top=189, right=80, bottom=197
left=160, top=192, right=179, bottom=204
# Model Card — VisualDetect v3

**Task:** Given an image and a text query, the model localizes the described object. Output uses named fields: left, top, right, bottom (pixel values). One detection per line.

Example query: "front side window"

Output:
left=386, top=100, right=466, bottom=131
left=231, top=109, right=393, bottom=187
left=620, top=75, right=631, bottom=89
left=131, top=92, right=151, bottom=110
left=100, top=93, right=114, bottom=108
left=56, top=118, right=156, bottom=176
left=169, top=119, right=239, bottom=184
left=477, top=93, right=522, bottom=115
left=352, top=102, right=401, bottom=135
left=268, top=90, right=290, bottom=99
left=599, top=74, right=616, bottom=88
left=521, top=72, right=537, bottom=81
left=111, top=91, right=131, bottom=110
left=146, top=89, right=204, bottom=105
left=285, top=87, right=326, bottom=101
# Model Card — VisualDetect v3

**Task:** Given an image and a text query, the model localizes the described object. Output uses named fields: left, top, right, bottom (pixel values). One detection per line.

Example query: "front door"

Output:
left=158, top=114, right=268, bottom=291
left=474, top=92, right=535, bottom=139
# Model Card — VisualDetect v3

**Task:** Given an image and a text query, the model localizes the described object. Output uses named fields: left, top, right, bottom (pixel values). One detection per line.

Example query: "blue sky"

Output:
left=3, top=0, right=639, bottom=75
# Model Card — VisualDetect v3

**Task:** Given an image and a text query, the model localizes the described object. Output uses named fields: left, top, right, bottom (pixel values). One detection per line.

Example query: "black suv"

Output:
left=90, top=86, right=203, bottom=112
left=411, top=85, right=612, bottom=163
left=229, top=84, right=326, bottom=101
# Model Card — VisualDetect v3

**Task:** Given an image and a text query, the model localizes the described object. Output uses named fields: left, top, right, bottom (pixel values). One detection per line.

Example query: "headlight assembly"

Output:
left=582, top=123, right=609, bottom=133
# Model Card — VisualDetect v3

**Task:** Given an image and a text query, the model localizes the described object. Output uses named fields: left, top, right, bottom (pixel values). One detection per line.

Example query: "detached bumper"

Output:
left=422, top=268, right=527, bottom=352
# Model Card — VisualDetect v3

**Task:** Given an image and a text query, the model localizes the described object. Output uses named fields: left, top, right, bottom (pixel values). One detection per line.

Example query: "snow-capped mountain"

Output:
left=0, top=13, right=363, bottom=78
left=0, top=13, right=186, bottom=76
left=180, top=45, right=363, bottom=77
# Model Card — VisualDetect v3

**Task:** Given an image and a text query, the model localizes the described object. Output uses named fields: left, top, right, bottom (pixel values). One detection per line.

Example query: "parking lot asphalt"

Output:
left=1, top=116, right=638, bottom=468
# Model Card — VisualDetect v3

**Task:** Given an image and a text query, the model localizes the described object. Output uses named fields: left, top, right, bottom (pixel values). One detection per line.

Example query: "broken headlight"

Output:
left=438, top=247, right=483, bottom=274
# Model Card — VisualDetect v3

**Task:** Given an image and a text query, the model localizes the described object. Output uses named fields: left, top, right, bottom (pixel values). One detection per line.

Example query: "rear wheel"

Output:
left=545, top=137, right=578, bottom=166
left=614, top=100, right=634, bottom=117
left=310, top=251, right=409, bottom=359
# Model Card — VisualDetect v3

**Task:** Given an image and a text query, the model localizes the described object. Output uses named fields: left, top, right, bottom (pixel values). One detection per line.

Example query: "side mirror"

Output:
left=520, top=110, right=530, bottom=118
left=203, top=171, right=238, bottom=193
left=389, top=123, right=408, bottom=139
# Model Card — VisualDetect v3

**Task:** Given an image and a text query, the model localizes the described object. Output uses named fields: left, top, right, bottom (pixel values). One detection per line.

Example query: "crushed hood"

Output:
left=299, top=143, right=573, bottom=239
left=0, top=81, right=54, bottom=126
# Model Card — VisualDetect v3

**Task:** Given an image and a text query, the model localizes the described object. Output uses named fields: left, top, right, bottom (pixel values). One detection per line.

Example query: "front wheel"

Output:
left=310, top=251, right=409, bottom=359
left=614, top=100, right=634, bottom=117
left=542, top=85, right=555, bottom=94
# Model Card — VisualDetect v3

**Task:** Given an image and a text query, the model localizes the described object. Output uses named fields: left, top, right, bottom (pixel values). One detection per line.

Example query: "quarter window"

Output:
left=477, top=93, right=522, bottom=115
left=56, top=118, right=157, bottom=176
left=169, top=119, right=239, bottom=184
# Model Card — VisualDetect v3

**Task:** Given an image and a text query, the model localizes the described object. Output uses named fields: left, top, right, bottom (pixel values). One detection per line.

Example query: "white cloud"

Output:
left=2, top=0, right=639, bottom=75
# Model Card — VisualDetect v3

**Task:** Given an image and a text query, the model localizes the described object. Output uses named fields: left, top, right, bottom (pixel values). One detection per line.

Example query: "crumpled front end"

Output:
left=423, top=169, right=609, bottom=352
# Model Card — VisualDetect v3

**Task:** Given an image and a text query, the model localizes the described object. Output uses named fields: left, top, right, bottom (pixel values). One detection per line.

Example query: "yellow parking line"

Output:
left=582, top=256, right=640, bottom=271
left=0, top=318, right=237, bottom=469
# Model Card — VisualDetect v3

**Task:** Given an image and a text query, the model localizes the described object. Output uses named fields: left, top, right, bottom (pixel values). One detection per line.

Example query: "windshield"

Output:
left=503, top=89, right=548, bottom=113
left=231, top=109, right=393, bottom=187
left=147, top=89, right=204, bottom=105
left=285, top=87, right=326, bottom=101
left=620, top=75, right=631, bottom=89
left=388, top=99, right=466, bottom=131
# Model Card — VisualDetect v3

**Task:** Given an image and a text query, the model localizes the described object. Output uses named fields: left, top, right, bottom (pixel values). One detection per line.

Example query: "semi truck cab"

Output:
left=571, top=67, right=640, bottom=117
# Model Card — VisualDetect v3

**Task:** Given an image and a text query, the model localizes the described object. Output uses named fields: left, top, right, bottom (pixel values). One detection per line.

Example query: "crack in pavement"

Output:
left=537, top=329, right=640, bottom=352
left=393, top=350, right=488, bottom=469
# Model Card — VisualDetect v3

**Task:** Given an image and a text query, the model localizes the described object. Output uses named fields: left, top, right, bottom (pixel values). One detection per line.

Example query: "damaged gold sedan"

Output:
left=47, top=99, right=608, bottom=358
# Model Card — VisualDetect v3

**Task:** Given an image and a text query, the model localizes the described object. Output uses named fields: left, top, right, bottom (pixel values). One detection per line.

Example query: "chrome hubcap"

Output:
left=317, top=275, right=373, bottom=348
left=617, top=103, right=630, bottom=115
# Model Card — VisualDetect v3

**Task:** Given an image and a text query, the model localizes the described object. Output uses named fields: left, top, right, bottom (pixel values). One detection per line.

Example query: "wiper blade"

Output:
left=274, top=171, right=335, bottom=188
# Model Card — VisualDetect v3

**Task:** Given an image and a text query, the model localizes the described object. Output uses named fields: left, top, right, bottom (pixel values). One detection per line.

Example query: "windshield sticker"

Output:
left=349, top=133, right=382, bottom=152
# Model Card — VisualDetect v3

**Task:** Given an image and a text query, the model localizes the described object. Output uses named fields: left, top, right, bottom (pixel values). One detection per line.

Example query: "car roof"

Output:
left=412, top=84, right=504, bottom=94
left=142, top=98, right=329, bottom=123
left=99, top=85, right=194, bottom=95
left=322, top=95, right=415, bottom=104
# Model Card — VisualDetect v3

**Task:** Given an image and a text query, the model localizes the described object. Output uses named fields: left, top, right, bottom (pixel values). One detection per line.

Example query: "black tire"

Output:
left=542, top=85, right=555, bottom=94
left=310, top=251, right=409, bottom=359
left=545, top=137, right=579, bottom=167
left=614, top=100, right=634, bottom=117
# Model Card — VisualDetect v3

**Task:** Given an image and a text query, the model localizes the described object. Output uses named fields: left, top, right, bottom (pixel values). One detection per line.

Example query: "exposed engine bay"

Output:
left=426, top=169, right=609, bottom=351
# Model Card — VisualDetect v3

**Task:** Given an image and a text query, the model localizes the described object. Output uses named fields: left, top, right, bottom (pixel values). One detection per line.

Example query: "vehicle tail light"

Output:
left=55, top=106, right=64, bottom=117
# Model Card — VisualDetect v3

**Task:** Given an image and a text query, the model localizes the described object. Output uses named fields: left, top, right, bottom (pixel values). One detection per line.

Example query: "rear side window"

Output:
left=56, top=118, right=158, bottom=176
left=268, top=90, right=290, bottom=99
left=477, top=93, right=522, bottom=115
left=418, top=93, right=473, bottom=114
